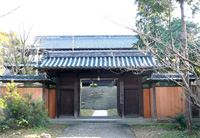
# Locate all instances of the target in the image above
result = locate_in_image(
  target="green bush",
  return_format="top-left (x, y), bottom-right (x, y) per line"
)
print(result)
top-left (90, 83), bottom-right (98, 87)
top-left (169, 113), bottom-right (187, 130)
top-left (0, 81), bottom-right (49, 132)
top-left (174, 113), bottom-right (187, 130)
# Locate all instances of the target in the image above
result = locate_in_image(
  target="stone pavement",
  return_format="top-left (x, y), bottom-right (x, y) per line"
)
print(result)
top-left (57, 123), bottom-right (135, 138)
top-left (92, 110), bottom-right (108, 116)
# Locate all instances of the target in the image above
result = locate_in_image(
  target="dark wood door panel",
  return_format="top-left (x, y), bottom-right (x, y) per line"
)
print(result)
top-left (60, 79), bottom-right (75, 91)
top-left (60, 89), bottom-right (74, 116)
top-left (125, 89), bottom-right (139, 116)
top-left (124, 79), bottom-right (139, 89)
top-left (60, 81), bottom-right (74, 86)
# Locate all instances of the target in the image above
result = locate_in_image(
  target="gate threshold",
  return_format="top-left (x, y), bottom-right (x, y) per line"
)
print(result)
top-left (51, 117), bottom-right (157, 125)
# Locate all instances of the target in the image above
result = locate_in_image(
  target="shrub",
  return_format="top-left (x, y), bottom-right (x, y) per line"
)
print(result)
top-left (169, 113), bottom-right (187, 130)
top-left (90, 83), bottom-right (98, 87)
top-left (0, 81), bottom-right (49, 132)
top-left (174, 113), bottom-right (187, 130)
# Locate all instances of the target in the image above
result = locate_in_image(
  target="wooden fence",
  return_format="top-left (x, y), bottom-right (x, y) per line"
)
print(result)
top-left (47, 89), bottom-right (56, 118)
top-left (1, 86), bottom-right (187, 119)
top-left (0, 87), bottom-right (56, 118)
top-left (143, 87), bottom-right (185, 118)
top-left (1, 87), bottom-right (43, 101)
top-left (143, 88), bottom-right (151, 118)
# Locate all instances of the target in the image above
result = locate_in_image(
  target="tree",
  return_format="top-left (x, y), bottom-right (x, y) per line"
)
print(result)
top-left (0, 5), bottom-right (21, 18)
top-left (0, 31), bottom-right (37, 75)
top-left (134, 0), bottom-right (200, 133)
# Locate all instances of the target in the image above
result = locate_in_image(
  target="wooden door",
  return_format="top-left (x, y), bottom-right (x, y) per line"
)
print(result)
top-left (60, 89), bottom-right (74, 116)
top-left (125, 89), bottom-right (139, 116)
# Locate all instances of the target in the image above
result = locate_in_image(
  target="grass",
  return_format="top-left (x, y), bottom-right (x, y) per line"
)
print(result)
top-left (158, 132), bottom-right (197, 138)
top-left (130, 125), bottom-right (200, 138)
top-left (0, 124), bottom-right (67, 138)
top-left (80, 109), bottom-right (95, 116)
top-left (131, 124), bottom-right (178, 130)
top-left (107, 108), bottom-right (118, 116)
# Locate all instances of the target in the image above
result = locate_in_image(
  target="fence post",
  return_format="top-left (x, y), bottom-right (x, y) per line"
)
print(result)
top-left (152, 82), bottom-right (157, 118)
top-left (42, 83), bottom-right (46, 111)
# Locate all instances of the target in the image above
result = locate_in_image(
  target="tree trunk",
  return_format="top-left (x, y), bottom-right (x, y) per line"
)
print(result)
top-left (21, 45), bottom-right (28, 74)
top-left (185, 73), bottom-right (192, 133)
top-left (180, 0), bottom-right (193, 133)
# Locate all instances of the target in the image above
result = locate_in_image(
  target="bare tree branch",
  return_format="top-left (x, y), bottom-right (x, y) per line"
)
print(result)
top-left (0, 5), bottom-right (21, 18)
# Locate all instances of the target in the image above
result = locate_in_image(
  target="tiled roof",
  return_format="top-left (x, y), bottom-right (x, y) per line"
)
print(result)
top-left (0, 75), bottom-right (53, 83)
top-left (145, 73), bottom-right (195, 83)
top-left (35, 35), bottom-right (137, 49)
top-left (37, 50), bottom-right (157, 70)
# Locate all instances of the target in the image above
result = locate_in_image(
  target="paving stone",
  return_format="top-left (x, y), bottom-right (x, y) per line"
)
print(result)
top-left (92, 110), bottom-right (108, 116)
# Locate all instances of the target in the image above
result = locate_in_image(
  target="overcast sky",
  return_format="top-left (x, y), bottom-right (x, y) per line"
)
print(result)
top-left (0, 0), bottom-right (199, 43)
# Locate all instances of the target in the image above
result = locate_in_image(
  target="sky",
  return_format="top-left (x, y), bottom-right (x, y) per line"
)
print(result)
top-left (0, 0), bottom-right (137, 43)
top-left (0, 0), bottom-right (199, 43)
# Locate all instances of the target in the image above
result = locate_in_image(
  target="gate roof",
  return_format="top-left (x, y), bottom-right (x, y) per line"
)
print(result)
top-left (37, 50), bottom-right (158, 70)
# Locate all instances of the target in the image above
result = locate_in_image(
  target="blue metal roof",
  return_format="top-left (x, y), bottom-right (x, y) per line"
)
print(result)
top-left (37, 50), bottom-right (157, 70)
top-left (35, 35), bottom-right (137, 49)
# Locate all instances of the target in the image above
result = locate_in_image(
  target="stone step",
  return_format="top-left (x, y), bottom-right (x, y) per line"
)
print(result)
top-left (50, 118), bottom-right (200, 126)
top-left (51, 118), bottom-right (156, 125)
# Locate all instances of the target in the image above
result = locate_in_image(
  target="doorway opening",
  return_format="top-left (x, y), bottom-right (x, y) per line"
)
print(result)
top-left (80, 78), bottom-right (118, 117)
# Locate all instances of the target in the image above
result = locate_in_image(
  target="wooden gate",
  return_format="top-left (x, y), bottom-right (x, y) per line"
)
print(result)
top-left (60, 89), bottom-right (74, 115)
top-left (124, 74), bottom-right (142, 117)
top-left (56, 73), bottom-right (78, 117)
top-left (125, 90), bottom-right (139, 116)
top-left (56, 71), bottom-right (142, 118)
